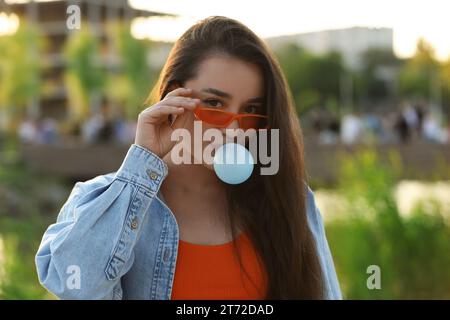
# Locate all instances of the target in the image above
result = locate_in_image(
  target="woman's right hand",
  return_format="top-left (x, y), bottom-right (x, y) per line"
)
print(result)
top-left (134, 87), bottom-right (200, 158)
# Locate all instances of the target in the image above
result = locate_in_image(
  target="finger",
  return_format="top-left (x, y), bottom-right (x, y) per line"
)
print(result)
top-left (140, 105), bottom-right (185, 122)
top-left (162, 96), bottom-right (200, 110)
top-left (138, 95), bottom-right (199, 121)
top-left (139, 96), bottom-right (196, 115)
top-left (164, 87), bottom-right (192, 99)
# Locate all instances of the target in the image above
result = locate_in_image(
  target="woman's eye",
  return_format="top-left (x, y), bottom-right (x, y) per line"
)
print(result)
top-left (244, 105), bottom-right (259, 114)
top-left (202, 99), bottom-right (222, 108)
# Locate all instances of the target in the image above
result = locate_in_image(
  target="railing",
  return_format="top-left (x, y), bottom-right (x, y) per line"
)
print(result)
top-left (19, 140), bottom-right (450, 183)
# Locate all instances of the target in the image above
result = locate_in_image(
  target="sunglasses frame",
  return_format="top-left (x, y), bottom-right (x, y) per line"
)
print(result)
top-left (193, 106), bottom-right (270, 130)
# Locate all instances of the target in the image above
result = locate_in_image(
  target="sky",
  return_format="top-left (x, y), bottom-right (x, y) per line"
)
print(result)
top-left (130, 0), bottom-right (450, 61)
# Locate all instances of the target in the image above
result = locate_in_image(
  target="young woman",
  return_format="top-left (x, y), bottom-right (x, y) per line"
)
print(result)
top-left (36, 16), bottom-right (341, 300)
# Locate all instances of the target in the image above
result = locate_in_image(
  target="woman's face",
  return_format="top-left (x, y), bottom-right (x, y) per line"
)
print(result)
top-left (171, 55), bottom-right (265, 170)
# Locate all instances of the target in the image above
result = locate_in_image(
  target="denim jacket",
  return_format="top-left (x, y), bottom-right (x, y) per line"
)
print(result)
top-left (35, 144), bottom-right (342, 300)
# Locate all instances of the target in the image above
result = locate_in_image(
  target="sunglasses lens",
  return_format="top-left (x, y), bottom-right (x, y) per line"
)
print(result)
top-left (195, 108), bottom-right (269, 129)
top-left (195, 108), bottom-right (233, 126)
top-left (239, 116), bottom-right (269, 130)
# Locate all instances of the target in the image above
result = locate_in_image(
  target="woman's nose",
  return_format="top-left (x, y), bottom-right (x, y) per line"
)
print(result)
top-left (220, 119), bottom-right (240, 144)
top-left (223, 105), bottom-right (240, 130)
top-left (225, 119), bottom-right (239, 130)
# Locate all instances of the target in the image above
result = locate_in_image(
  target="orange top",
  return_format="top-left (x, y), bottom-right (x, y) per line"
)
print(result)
top-left (171, 231), bottom-right (268, 300)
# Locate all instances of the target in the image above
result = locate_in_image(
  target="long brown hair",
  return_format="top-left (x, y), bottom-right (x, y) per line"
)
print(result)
top-left (146, 16), bottom-right (324, 299)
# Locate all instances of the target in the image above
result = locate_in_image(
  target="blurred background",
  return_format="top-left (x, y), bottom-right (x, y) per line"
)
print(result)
top-left (0, 0), bottom-right (449, 299)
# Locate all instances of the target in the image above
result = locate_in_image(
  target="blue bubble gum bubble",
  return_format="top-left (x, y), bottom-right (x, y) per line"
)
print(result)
top-left (213, 143), bottom-right (254, 184)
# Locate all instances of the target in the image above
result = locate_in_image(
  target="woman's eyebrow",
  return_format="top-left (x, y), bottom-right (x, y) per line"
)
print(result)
top-left (201, 87), bottom-right (231, 99)
top-left (201, 87), bottom-right (264, 103)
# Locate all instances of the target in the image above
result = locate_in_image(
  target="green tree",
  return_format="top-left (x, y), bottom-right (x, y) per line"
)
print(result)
top-left (355, 48), bottom-right (402, 103)
top-left (63, 28), bottom-right (105, 122)
top-left (276, 44), bottom-right (345, 115)
top-left (106, 22), bottom-right (155, 119)
top-left (398, 38), bottom-right (441, 99)
top-left (0, 23), bottom-right (43, 131)
top-left (441, 58), bottom-right (450, 114)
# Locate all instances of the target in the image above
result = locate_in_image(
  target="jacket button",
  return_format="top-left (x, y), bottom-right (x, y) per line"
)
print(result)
top-left (148, 171), bottom-right (159, 180)
top-left (130, 218), bottom-right (138, 230)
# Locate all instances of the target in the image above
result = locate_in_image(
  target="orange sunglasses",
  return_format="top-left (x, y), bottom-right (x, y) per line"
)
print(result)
top-left (193, 106), bottom-right (269, 130)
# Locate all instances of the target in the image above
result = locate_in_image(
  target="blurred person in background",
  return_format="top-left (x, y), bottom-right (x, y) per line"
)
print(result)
top-left (82, 104), bottom-right (115, 144)
top-left (18, 118), bottom-right (39, 144)
top-left (394, 109), bottom-right (411, 144)
top-left (18, 117), bottom-right (59, 145)
top-left (402, 102), bottom-right (420, 139)
top-left (423, 112), bottom-right (448, 144)
top-left (341, 112), bottom-right (363, 144)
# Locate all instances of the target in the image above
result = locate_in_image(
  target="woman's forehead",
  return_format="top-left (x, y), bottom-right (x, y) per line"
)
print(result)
top-left (187, 56), bottom-right (264, 100)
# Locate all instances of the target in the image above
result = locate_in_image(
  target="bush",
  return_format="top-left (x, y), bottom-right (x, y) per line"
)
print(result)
top-left (325, 149), bottom-right (450, 299)
top-left (0, 217), bottom-right (55, 299)
top-left (0, 149), bottom-right (70, 299)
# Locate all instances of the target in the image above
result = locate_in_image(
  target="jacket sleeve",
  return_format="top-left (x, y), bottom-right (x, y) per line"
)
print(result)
top-left (306, 185), bottom-right (343, 300)
top-left (35, 144), bottom-right (168, 299)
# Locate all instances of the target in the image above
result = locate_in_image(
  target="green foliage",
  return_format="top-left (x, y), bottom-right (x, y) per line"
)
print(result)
top-left (0, 217), bottom-right (55, 299)
top-left (0, 23), bottom-right (43, 120)
top-left (63, 27), bottom-right (105, 121)
top-left (0, 152), bottom-right (70, 299)
top-left (355, 48), bottom-right (401, 102)
top-left (106, 22), bottom-right (156, 119)
top-left (276, 44), bottom-right (346, 115)
top-left (275, 38), bottom-right (450, 114)
top-left (398, 38), bottom-right (441, 99)
top-left (441, 59), bottom-right (450, 111)
top-left (326, 149), bottom-right (450, 299)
